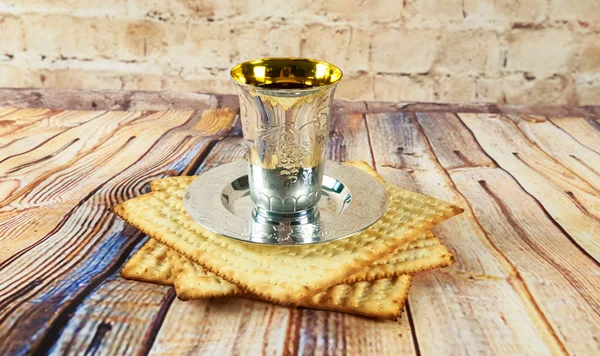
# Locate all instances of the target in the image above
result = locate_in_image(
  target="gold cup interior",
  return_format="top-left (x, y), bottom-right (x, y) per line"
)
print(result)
top-left (230, 57), bottom-right (343, 89)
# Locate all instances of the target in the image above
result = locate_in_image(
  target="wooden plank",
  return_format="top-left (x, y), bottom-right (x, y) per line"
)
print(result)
top-left (366, 101), bottom-right (599, 119)
top-left (149, 116), bottom-right (417, 355)
top-left (149, 298), bottom-right (290, 355)
top-left (0, 110), bottom-right (110, 203)
top-left (333, 100), bottom-right (370, 114)
top-left (418, 112), bottom-right (600, 354)
top-left (328, 113), bottom-right (374, 165)
top-left (0, 89), bottom-right (221, 112)
top-left (450, 167), bottom-right (600, 355)
top-left (0, 107), bottom-right (19, 118)
top-left (389, 102), bottom-right (501, 115)
top-left (366, 112), bottom-right (559, 355)
top-left (0, 108), bottom-right (237, 261)
top-left (292, 309), bottom-right (415, 356)
top-left (0, 110), bottom-right (142, 179)
top-left (0, 108), bottom-right (60, 136)
top-left (0, 110), bottom-right (107, 163)
top-left (334, 99), bottom-right (599, 118)
top-left (415, 112), bottom-right (496, 170)
top-left (0, 108), bottom-right (100, 146)
top-left (155, 296), bottom-right (412, 355)
top-left (2, 89), bottom-right (598, 118)
top-left (49, 271), bottom-right (175, 355)
top-left (0, 110), bottom-right (177, 260)
top-left (458, 113), bottom-right (600, 262)
top-left (547, 117), bottom-right (600, 154)
top-left (194, 136), bottom-right (246, 173)
top-left (154, 272), bottom-right (415, 354)
top-left (0, 108), bottom-right (238, 354)
top-left (508, 114), bottom-right (600, 192)
top-left (408, 271), bottom-right (554, 355)
top-left (0, 108), bottom-right (105, 142)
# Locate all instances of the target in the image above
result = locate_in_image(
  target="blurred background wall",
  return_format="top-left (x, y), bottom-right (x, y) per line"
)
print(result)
top-left (0, 0), bottom-right (598, 104)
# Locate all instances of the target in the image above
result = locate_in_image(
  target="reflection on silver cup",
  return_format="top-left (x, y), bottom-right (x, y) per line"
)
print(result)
top-left (249, 164), bottom-right (324, 222)
top-left (230, 57), bottom-right (343, 222)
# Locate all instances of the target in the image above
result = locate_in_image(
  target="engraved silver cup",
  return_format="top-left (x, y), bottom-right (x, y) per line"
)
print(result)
top-left (230, 58), bottom-right (343, 223)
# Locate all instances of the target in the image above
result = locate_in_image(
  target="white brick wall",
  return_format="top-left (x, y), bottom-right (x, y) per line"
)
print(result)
top-left (0, 0), bottom-right (598, 104)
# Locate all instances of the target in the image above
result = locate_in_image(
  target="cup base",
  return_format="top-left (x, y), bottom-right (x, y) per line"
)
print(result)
top-left (252, 205), bottom-right (320, 226)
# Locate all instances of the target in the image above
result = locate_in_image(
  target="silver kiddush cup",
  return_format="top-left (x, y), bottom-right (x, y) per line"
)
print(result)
top-left (230, 57), bottom-right (343, 224)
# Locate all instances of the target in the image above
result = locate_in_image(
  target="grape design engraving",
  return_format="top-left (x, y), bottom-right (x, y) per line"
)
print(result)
top-left (301, 169), bottom-right (316, 186)
top-left (257, 124), bottom-right (302, 183)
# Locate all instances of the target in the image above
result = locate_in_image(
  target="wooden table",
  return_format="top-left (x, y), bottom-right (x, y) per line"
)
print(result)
top-left (1, 89), bottom-right (599, 355)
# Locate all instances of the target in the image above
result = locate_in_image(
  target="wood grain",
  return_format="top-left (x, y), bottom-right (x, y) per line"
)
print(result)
top-left (328, 113), bottom-right (374, 165)
top-left (0, 108), bottom-right (61, 137)
top-left (0, 110), bottom-right (107, 165)
top-left (291, 309), bottom-right (415, 356)
top-left (547, 116), bottom-right (600, 154)
top-left (0, 88), bottom-right (219, 112)
top-left (0, 108), bottom-right (238, 355)
top-left (3, 88), bottom-right (599, 118)
top-left (0, 110), bottom-right (186, 260)
top-left (415, 112), bottom-right (496, 170)
top-left (419, 112), bottom-right (600, 354)
top-left (508, 114), bottom-right (600, 192)
top-left (451, 167), bottom-right (600, 355)
top-left (366, 112), bottom-right (561, 355)
top-left (458, 113), bottom-right (600, 262)
top-left (0, 107), bottom-right (19, 118)
top-left (150, 298), bottom-right (290, 355)
top-left (50, 274), bottom-right (175, 355)
top-left (194, 136), bottom-right (246, 173)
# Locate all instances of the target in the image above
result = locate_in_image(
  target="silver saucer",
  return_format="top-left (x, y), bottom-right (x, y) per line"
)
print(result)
top-left (183, 161), bottom-right (388, 245)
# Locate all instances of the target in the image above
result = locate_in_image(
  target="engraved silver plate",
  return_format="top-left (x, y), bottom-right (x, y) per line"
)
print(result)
top-left (183, 160), bottom-right (388, 245)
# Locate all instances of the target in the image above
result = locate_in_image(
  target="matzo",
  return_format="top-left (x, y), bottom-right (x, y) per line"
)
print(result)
top-left (120, 238), bottom-right (173, 285)
top-left (113, 162), bottom-right (462, 304)
top-left (125, 241), bottom-right (412, 319)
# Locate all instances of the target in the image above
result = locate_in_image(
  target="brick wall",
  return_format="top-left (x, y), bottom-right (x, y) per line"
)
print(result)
top-left (0, 0), bottom-right (599, 104)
